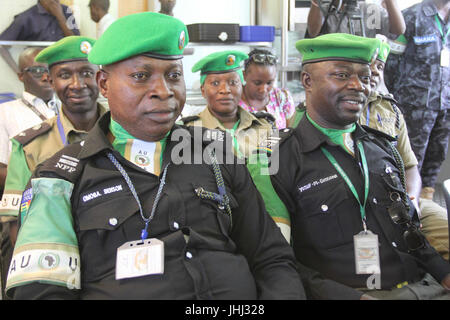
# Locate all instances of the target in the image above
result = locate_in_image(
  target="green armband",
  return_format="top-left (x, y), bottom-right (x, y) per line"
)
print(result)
top-left (0, 139), bottom-right (32, 218)
top-left (247, 152), bottom-right (291, 242)
top-left (6, 178), bottom-right (80, 293)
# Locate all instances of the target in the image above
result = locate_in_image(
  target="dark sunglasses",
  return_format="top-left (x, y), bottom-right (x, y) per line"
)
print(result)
top-left (22, 66), bottom-right (49, 78)
top-left (387, 196), bottom-right (426, 252)
top-left (250, 53), bottom-right (278, 65)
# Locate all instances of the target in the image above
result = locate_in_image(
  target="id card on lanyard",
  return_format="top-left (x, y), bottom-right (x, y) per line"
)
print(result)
top-left (321, 141), bottom-right (381, 275)
top-left (435, 15), bottom-right (450, 67)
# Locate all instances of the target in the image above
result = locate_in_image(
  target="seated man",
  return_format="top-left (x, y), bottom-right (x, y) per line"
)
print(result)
top-left (4, 12), bottom-right (305, 300)
top-left (181, 50), bottom-right (274, 159)
top-left (263, 33), bottom-right (450, 299)
top-left (0, 47), bottom-right (56, 190)
top-left (0, 36), bottom-right (107, 298)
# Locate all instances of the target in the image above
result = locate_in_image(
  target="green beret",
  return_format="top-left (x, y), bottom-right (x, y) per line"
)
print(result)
top-left (192, 50), bottom-right (248, 85)
top-left (35, 36), bottom-right (96, 68)
top-left (88, 12), bottom-right (189, 65)
top-left (295, 33), bottom-right (380, 65)
top-left (376, 40), bottom-right (391, 63)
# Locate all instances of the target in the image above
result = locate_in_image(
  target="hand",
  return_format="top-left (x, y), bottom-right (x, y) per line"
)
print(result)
top-left (441, 274), bottom-right (450, 291)
top-left (40, 0), bottom-right (64, 18)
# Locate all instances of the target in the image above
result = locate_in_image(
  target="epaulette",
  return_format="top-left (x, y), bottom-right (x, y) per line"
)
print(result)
top-left (13, 122), bottom-right (52, 146)
top-left (174, 124), bottom-right (231, 146)
top-left (254, 128), bottom-right (294, 155)
top-left (253, 111), bottom-right (276, 125)
top-left (379, 92), bottom-right (398, 104)
top-left (35, 140), bottom-right (85, 184)
top-left (179, 115), bottom-right (200, 125)
top-left (361, 124), bottom-right (397, 142)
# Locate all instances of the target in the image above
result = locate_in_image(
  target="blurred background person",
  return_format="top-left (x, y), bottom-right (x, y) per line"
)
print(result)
top-left (384, 0), bottom-right (450, 201)
top-left (88, 0), bottom-right (115, 39)
top-left (159, 0), bottom-right (176, 16)
top-left (306, 0), bottom-right (405, 38)
top-left (0, 47), bottom-right (56, 192)
top-left (0, 0), bottom-right (80, 41)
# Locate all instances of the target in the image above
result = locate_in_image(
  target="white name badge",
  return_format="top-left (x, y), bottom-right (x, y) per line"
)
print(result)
top-left (441, 47), bottom-right (449, 67)
top-left (116, 238), bottom-right (164, 280)
top-left (354, 231), bottom-right (380, 275)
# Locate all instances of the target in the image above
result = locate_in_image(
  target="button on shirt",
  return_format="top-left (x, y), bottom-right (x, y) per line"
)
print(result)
top-left (0, 3), bottom-right (80, 41)
top-left (0, 91), bottom-right (56, 165)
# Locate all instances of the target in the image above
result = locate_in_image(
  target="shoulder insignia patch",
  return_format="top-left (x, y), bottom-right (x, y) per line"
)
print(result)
top-left (36, 141), bottom-right (85, 183)
top-left (380, 92), bottom-right (398, 104)
top-left (13, 122), bottom-right (52, 146)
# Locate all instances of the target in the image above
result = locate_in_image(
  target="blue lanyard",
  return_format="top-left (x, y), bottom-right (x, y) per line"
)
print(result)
top-left (56, 113), bottom-right (68, 146)
top-left (107, 152), bottom-right (169, 240)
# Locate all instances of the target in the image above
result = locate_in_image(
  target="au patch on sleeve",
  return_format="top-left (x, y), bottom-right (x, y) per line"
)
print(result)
top-left (19, 188), bottom-right (33, 218)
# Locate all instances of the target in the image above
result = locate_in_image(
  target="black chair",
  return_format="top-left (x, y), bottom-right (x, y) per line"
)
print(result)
top-left (443, 179), bottom-right (450, 262)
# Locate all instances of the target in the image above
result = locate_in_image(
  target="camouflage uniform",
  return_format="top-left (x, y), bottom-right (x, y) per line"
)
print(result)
top-left (384, 0), bottom-right (450, 188)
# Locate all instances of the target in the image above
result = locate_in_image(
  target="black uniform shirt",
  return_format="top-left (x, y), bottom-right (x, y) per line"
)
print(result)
top-left (270, 116), bottom-right (450, 298)
top-left (11, 112), bottom-right (305, 300)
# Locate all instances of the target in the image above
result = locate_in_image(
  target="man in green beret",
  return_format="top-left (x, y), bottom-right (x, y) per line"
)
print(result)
top-left (181, 50), bottom-right (275, 159)
top-left (254, 33), bottom-right (450, 299)
top-left (5, 12), bottom-right (305, 300)
top-left (0, 36), bottom-right (107, 278)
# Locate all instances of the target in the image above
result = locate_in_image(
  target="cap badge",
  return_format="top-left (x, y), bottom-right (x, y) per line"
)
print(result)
top-left (179, 30), bottom-right (186, 50)
top-left (80, 41), bottom-right (92, 54)
top-left (226, 55), bottom-right (236, 66)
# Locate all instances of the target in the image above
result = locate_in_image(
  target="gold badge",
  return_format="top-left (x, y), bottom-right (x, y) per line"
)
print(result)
top-left (178, 30), bottom-right (186, 50)
top-left (80, 41), bottom-right (92, 54)
top-left (226, 55), bottom-right (236, 66)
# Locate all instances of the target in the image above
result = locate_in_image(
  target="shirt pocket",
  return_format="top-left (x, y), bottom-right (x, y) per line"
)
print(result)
top-left (75, 194), bottom-right (140, 282)
top-left (191, 182), bottom-right (238, 237)
top-left (296, 183), bottom-right (357, 250)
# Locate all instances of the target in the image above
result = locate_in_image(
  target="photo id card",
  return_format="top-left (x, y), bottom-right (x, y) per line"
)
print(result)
top-left (116, 238), bottom-right (164, 280)
top-left (354, 231), bottom-right (380, 275)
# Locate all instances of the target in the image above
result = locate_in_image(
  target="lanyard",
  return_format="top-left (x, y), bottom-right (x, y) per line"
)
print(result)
top-left (107, 152), bottom-right (169, 240)
top-left (321, 141), bottom-right (370, 231)
top-left (56, 112), bottom-right (68, 146)
top-left (21, 98), bottom-right (48, 122)
top-left (435, 15), bottom-right (450, 44)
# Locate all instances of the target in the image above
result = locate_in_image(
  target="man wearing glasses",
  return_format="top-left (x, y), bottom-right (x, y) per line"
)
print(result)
top-left (0, 46), bottom-right (56, 299)
top-left (0, 47), bottom-right (57, 192)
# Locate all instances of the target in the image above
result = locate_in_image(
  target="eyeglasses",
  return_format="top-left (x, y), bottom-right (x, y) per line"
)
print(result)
top-left (387, 194), bottom-right (426, 252)
top-left (22, 66), bottom-right (49, 78)
top-left (249, 53), bottom-right (278, 65)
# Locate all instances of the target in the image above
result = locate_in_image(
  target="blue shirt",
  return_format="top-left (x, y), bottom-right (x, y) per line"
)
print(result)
top-left (0, 2), bottom-right (80, 41)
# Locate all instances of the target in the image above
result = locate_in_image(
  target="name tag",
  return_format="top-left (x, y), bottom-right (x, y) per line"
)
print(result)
top-left (413, 34), bottom-right (438, 45)
top-left (116, 239), bottom-right (164, 280)
top-left (354, 231), bottom-right (380, 275)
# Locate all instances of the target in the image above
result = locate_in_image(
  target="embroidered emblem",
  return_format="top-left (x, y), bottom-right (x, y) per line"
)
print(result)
top-left (80, 41), bottom-right (92, 54)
